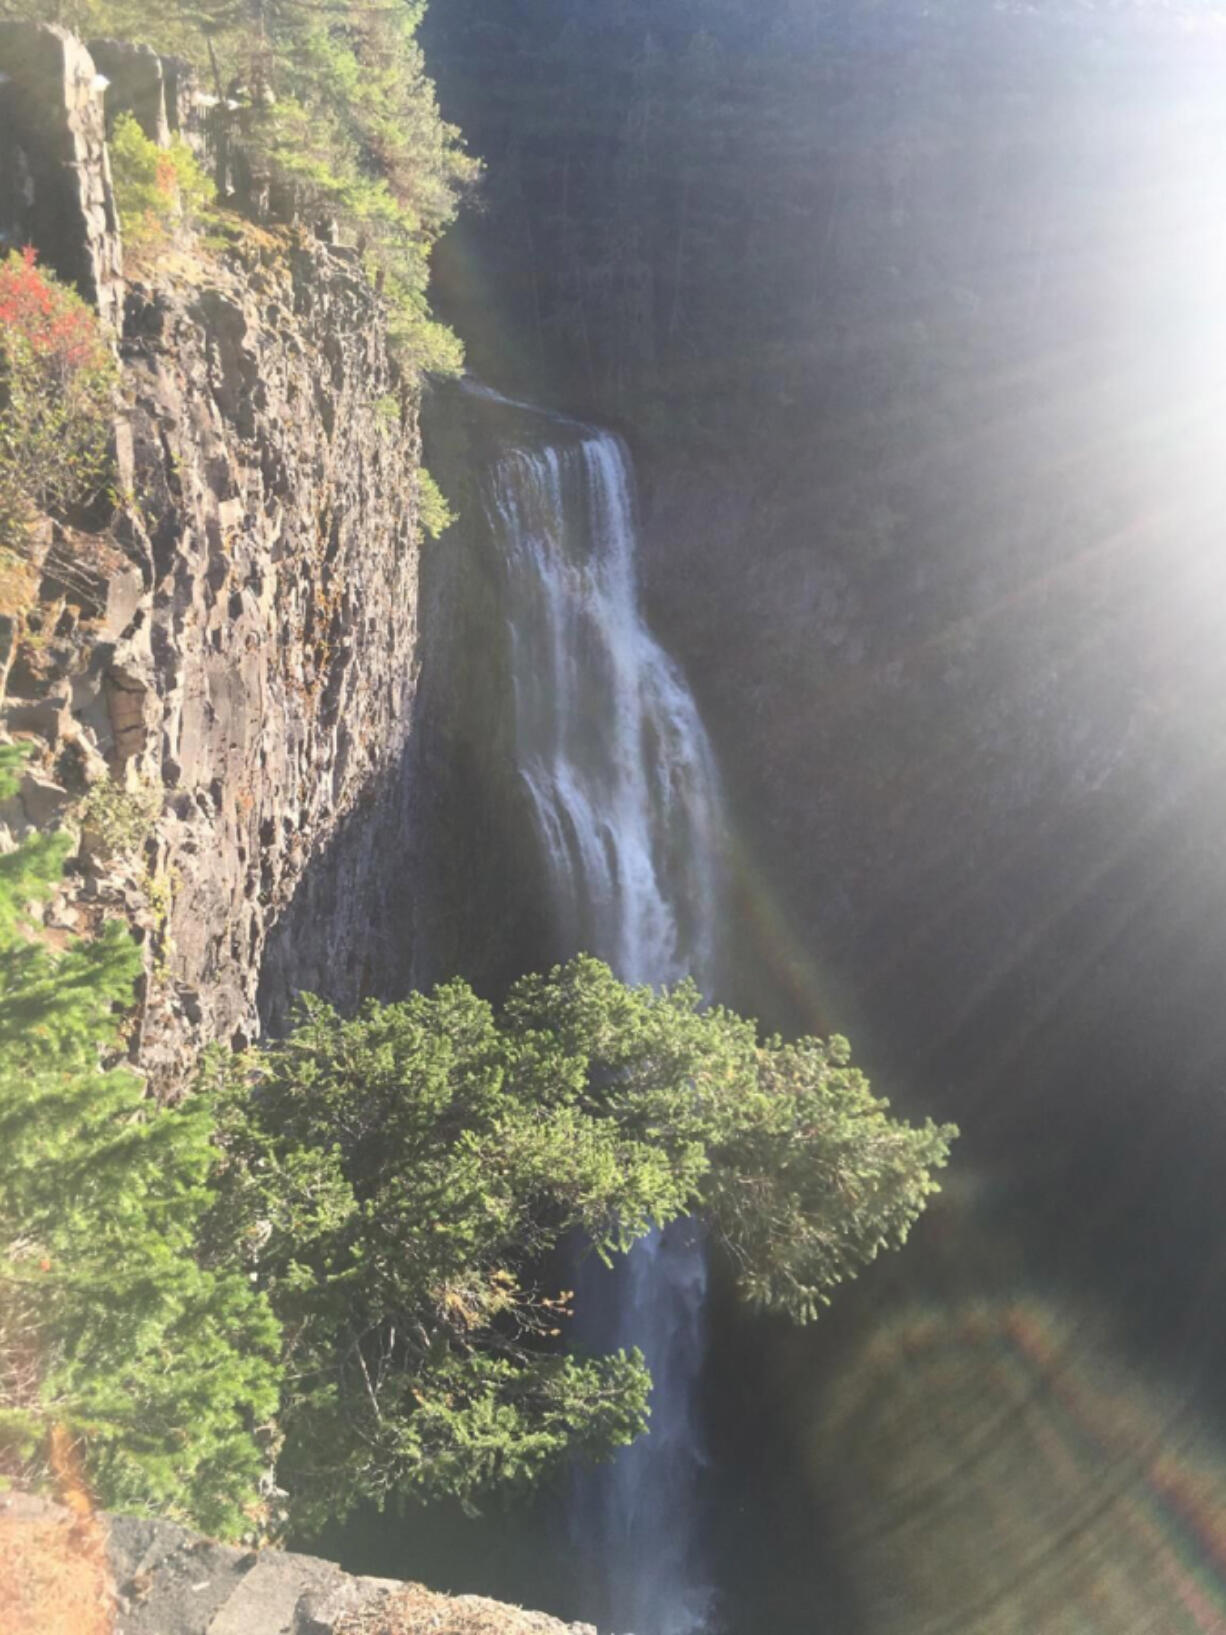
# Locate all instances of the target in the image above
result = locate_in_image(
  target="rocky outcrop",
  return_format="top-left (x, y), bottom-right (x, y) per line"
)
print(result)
top-left (88, 38), bottom-right (172, 145)
top-left (0, 22), bottom-right (123, 332)
top-left (0, 1493), bottom-right (596, 1635)
top-left (106, 1510), bottom-right (398, 1635)
top-left (0, 23), bottom-right (426, 1087)
top-left (109, 1513), bottom-right (599, 1635)
top-left (117, 235), bottom-right (424, 1080)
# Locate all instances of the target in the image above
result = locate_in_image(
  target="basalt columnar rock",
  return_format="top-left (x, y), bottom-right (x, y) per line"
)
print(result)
top-left (0, 22), bottom-right (123, 333)
top-left (114, 236), bottom-right (426, 1083)
top-left (0, 23), bottom-right (426, 1088)
top-left (87, 37), bottom-right (171, 145)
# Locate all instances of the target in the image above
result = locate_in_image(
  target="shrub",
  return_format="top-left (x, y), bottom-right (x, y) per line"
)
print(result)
top-left (76, 776), bottom-right (163, 861)
top-left (0, 249), bottom-right (117, 550)
top-left (416, 467), bottom-right (455, 539)
top-left (107, 112), bottom-right (214, 261)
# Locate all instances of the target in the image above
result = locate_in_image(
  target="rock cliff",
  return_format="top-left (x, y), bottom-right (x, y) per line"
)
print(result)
top-left (115, 232), bottom-right (425, 1080)
top-left (0, 23), bottom-right (424, 1091)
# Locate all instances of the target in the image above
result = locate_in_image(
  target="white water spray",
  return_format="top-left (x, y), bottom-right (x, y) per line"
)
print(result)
top-left (483, 413), bottom-right (724, 1635)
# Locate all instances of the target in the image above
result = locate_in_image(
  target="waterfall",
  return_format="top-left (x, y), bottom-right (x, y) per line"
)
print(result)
top-left (482, 409), bottom-right (724, 1635)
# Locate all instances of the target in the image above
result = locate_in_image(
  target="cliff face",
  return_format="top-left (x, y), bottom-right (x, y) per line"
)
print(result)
top-left (0, 21), bottom-right (123, 332)
top-left (0, 33), bottom-right (593, 1634)
top-left (117, 235), bottom-right (424, 1078)
top-left (0, 24), bottom-right (424, 1089)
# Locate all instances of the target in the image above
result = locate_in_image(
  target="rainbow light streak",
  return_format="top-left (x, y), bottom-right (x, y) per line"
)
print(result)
top-left (817, 1298), bottom-right (1226, 1633)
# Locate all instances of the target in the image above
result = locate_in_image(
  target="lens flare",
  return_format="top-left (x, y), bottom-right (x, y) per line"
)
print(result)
top-left (815, 1296), bottom-right (1226, 1634)
top-left (0, 1428), bottom-right (113, 1635)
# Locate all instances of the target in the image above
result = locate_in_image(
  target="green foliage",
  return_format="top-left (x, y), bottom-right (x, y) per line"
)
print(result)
top-left (0, 249), bottom-right (117, 549)
top-left (108, 111), bottom-right (215, 258)
top-left (205, 956), bottom-right (954, 1530)
top-left (416, 467), bottom-right (455, 539)
top-left (701, 1031), bottom-right (956, 1321)
top-left (0, 724), bottom-right (951, 1535)
top-left (76, 774), bottom-right (163, 860)
top-left (247, 0), bottom-right (479, 372)
top-left (501, 959), bottom-right (956, 1320)
top-left (2, 0), bottom-right (478, 375)
top-left (200, 981), bottom-right (651, 1533)
top-left (0, 746), bottom-right (280, 1535)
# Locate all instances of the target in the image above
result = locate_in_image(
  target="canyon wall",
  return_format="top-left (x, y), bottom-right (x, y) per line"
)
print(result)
top-left (0, 23), bottom-right (425, 1091)
top-left (422, 0), bottom-right (1226, 1240)
top-left (0, 28), bottom-right (592, 1633)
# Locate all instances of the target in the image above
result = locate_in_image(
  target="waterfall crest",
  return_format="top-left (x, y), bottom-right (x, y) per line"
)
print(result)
top-left (482, 408), bottom-right (724, 1635)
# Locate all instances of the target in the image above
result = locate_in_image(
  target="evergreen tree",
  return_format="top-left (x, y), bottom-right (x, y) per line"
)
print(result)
top-left (0, 746), bottom-right (280, 1535)
top-left (0, 0), bottom-right (479, 372)
top-left (206, 955), bottom-right (955, 1530)
top-left (0, 759), bottom-right (953, 1536)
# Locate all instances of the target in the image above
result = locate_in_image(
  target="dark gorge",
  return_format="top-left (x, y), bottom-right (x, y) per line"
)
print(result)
top-left (396, 4), bottom-right (1226, 1631)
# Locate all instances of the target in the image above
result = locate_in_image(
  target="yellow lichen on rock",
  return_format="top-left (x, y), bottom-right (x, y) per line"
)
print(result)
top-left (339, 1582), bottom-right (595, 1635)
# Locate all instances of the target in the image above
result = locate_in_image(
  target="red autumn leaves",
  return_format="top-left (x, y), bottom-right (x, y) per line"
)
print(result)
top-left (0, 247), bottom-right (109, 376)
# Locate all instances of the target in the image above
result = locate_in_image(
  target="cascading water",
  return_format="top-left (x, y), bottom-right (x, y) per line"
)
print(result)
top-left (481, 403), bottom-right (725, 1635)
